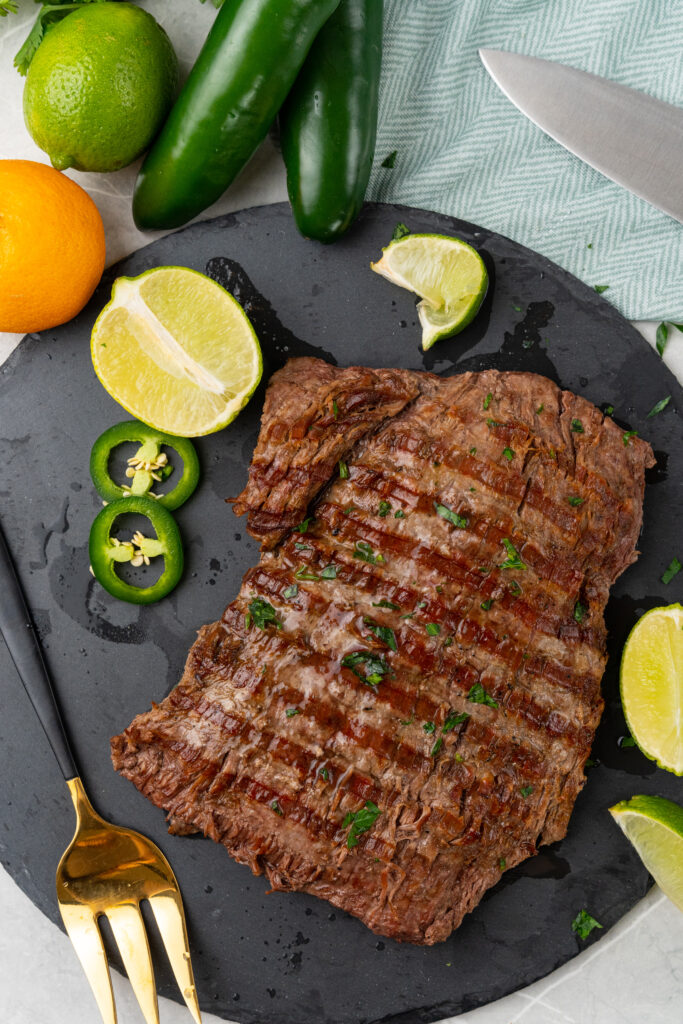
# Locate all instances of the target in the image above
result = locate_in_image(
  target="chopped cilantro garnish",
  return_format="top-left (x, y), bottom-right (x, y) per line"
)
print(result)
top-left (363, 617), bottom-right (398, 651)
top-left (568, 496), bottom-right (584, 507)
top-left (283, 584), bottom-right (298, 599)
top-left (500, 538), bottom-right (526, 570)
top-left (342, 800), bottom-right (381, 848)
top-left (392, 222), bottom-right (410, 240)
top-left (570, 418), bottom-right (584, 433)
top-left (248, 597), bottom-right (282, 630)
top-left (536, 404), bottom-right (544, 414)
top-left (378, 500), bottom-right (392, 517)
top-left (520, 785), bottom-right (534, 798)
top-left (400, 612), bottom-right (414, 620)
top-left (372, 599), bottom-right (400, 610)
top-left (423, 721), bottom-right (436, 734)
top-left (574, 601), bottom-right (586, 623)
top-left (417, 601), bottom-right (427, 608)
top-left (467, 682), bottom-right (498, 707)
top-left (647, 395), bottom-right (671, 418)
top-left (341, 650), bottom-right (391, 689)
top-left (593, 285), bottom-right (609, 294)
top-left (499, 857), bottom-right (506, 870)
top-left (295, 541), bottom-right (312, 550)
top-left (381, 150), bottom-right (397, 169)
top-left (502, 447), bottom-right (514, 461)
top-left (508, 580), bottom-right (522, 596)
top-left (435, 502), bottom-right (468, 529)
top-left (319, 767), bottom-right (329, 780)
top-left (571, 909), bottom-right (603, 940)
top-left (285, 708), bottom-right (300, 718)
top-left (332, 399), bottom-right (339, 420)
top-left (430, 738), bottom-right (443, 756)
top-left (342, 505), bottom-right (356, 515)
top-left (469, 446), bottom-right (477, 455)
top-left (425, 622), bottom-right (441, 636)
top-left (296, 517), bottom-right (313, 533)
top-left (394, 509), bottom-right (406, 519)
top-left (662, 557), bottom-right (682, 585)
top-left (483, 392), bottom-right (493, 410)
top-left (400, 716), bottom-right (414, 726)
top-left (480, 599), bottom-right (493, 611)
top-left (443, 711), bottom-right (469, 732)
top-left (604, 404), bottom-right (614, 415)
top-left (443, 636), bottom-right (453, 647)
top-left (338, 460), bottom-right (349, 479)
top-left (354, 540), bottom-right (385, 565)
top-left (320, 565), bottom-right (337, 579)
top-left (623, 430), bottom-right (638, 446)
top-left (295, 566), bottom-right (319, 581)
top-left (271, 800), bottom-right (283, 815)
top-left (619, 735), bottom-right (636, 748)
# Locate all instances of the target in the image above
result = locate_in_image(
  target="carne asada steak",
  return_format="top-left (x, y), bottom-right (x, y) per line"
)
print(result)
top-left (112, 358), bottom-right (654, 944)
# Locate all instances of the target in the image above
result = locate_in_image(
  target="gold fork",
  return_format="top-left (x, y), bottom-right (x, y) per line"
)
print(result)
top-left (0, 521), bottom-right (201, 1024)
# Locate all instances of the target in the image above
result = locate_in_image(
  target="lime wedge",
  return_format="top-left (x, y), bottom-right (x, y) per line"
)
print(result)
top-left (620, 604), bottom-right (683, 774)
top-left (371, 234), bottom-right (488, 350)
top-left (610, 795), bottom-right (683, 911)
top-left (91, 266), bottom-right (262, 436)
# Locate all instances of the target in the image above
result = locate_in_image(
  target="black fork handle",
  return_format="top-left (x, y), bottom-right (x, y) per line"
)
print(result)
top-left (0, 520), bottom-right (78, 781)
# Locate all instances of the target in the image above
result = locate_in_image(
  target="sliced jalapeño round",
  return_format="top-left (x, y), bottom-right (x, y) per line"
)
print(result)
top-left (90, 420), bottom-right (200, 510)
top-left (89, 496), bottom-right (184, 604)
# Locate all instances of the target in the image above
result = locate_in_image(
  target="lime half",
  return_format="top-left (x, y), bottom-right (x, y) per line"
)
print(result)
top-left (371, 234), bottom-right (488, 350)
top-left (610, 795), bottom-right (683, 911)
top-left (91, 267), bottom-right (262, 437)
top-left (620, 604), bottom-right (683, 775)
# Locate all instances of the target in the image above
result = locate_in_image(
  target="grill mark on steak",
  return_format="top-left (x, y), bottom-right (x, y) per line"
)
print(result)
top-left (112, 358), bottom-right (654, 944)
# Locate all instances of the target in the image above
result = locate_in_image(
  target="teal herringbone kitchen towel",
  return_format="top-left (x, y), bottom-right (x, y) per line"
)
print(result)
top-left (368, 0), bottom-right (683, 321)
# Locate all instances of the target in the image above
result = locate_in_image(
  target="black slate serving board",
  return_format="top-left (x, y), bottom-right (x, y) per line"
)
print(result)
top-left (0, 202), bottom-right (682, 1024)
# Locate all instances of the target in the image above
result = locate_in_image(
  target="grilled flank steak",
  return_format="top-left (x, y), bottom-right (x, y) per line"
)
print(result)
top-left (112, 358), bottom-right (654, 944)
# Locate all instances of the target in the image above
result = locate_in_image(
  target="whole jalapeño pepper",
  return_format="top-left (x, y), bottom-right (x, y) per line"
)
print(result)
top-left (280, 0), bottom-right (383, 243)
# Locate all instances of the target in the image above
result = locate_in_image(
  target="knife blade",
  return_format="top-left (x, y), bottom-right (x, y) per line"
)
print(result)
top-left (479, 48), bottom-right (683, 224)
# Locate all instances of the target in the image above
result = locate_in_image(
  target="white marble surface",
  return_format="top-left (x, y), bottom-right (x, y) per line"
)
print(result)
top-left (1, 2), bottom-right (682, 1022)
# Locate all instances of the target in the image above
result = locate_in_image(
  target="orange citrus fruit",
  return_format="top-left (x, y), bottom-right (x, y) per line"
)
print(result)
top-left (0, 159), bottom-right (105, 334)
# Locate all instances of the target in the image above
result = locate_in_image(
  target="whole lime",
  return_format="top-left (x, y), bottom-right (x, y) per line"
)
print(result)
top-left (23, 3), bottom-right (178, 173)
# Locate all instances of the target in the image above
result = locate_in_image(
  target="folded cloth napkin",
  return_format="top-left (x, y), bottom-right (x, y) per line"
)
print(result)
top-left (368, 0), bottom-right (683, 321)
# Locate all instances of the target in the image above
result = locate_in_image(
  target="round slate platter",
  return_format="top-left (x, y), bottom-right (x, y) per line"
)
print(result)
top-left (1, 202), bottom-right (682, 1024)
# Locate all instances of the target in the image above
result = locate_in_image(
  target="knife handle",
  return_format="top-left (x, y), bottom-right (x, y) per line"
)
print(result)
top-left (0, 520), bottom-right (78, 781)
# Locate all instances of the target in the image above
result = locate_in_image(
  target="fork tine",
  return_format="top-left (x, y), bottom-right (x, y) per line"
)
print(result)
top-left (148, 891), bottom-right (202, 1024)
top-left (59, 903), bottom-right (117, 1024)
top-left (106, 903), bottom-right (159, 1024)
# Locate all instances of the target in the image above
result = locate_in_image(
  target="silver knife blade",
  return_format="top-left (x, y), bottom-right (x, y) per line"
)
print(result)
top-left (479, 48), bottom-right (683, 224)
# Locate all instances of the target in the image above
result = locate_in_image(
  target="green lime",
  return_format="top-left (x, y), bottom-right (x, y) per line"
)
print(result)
top-left (620, 604), bottom-right (683, 775)
top-left (91, 267), bottom-right (263, 437)
top-left (371, 234), bottom-right (488, 350)
top-left (23, 3), bottom-right (178, 173)
top-left (610, 795), bottom-right (683, 911)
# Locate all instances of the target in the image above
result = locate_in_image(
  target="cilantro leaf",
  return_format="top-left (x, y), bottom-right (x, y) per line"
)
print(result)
top-left (363, 617), bottom-right (398, 651)
top-left (341, 650), bottom-right (391, 689)
top-left (520, 785), bottom-right (534, 798)
top-left (372, 599), bottom-right (399, 610)
top-left (467, 682), bottom-right (498, 707)
top-left (574, 601), bottom-right (587, 623)
top-left (296, 517), bottom-right (313, 533)
top-left (392, 222), bottom-right (410, 241)
top-left (338, 460), bottom-right (349, 479)
top-left (15, 4), bottom-right (87, 76)
top-left (499, 538), bottom-right (526, 570)
top-left (342, 800), bottom-right (381, 848)
top-left (435, 502), bottom-right (468, 529)
top-left (354, 540), bottom-right (385, 565)
top-left (425, 622), bottom-right (440, 636)
top-left (0, 0), bottom-right (18, 15)
top-left (248, 597), bottom-right (282, 630)
top-left (593, 285), bottom-right (610, 294)
top-left (377, 500), bottom-right (392, 517)
top-left (443, 710), bottom-right (469, 732)
top-left (647, 395), bottom-right (671, 418)
top-left (656, 322), bottom-right (669, 357)
top-left (381, 150), bottom-right (397, 169)
top-left (320, 565), bottom-right (337, 579)
top-left (662, 557), bottom-right (682, 585)
top-left (571, 909), bottom-right (603, 940)
top-left (283, 584), bottom-right (298, 599)
top-left (570, 418), bottom-right (584, 433)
